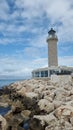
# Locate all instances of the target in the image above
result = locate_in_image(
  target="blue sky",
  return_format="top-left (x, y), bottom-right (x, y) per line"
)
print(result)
top-left (0, 0), bottom-right (73, 79)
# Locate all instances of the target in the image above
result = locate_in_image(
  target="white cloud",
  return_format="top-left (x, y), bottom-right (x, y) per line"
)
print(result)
top-left (0, 0), bottom-right (73, 44)
top-left (0, 54), bottom-right (73, 79)
top-left (0, 0), bottom-right (73, 78)
top-left (0, 53), bottom-right (48, 78)
top-left (59, 56), bottom-right (73, 66)
top-left (0, 0), bottom-right (9, 20)
top-left (0, 56), bottom-right (32, 78)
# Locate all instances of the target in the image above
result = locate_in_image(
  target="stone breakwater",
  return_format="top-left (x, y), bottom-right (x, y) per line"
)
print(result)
top-left (0, 76), bottom-right (73, 130)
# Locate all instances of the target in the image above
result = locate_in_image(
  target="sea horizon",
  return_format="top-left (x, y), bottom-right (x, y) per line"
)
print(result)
top-left (0, 78), bottom-right (26, 88)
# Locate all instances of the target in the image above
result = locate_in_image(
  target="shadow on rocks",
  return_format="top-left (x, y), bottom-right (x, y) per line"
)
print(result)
top-left (29, 118), bottom-right (45, 130)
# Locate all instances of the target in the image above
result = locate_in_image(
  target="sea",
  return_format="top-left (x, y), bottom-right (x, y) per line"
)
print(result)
top-left (0, 79), bottom-right (25, 88)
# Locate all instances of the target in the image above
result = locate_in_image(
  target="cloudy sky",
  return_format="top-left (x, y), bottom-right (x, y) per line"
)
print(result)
top-left (0, 0), bottom-right (73, 79)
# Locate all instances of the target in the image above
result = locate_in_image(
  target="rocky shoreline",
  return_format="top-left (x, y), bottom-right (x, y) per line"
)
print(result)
top-left (0, 76), bottom-right (73, 130)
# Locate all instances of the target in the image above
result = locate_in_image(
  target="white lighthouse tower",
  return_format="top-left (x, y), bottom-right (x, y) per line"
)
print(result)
top-left (47, 28), bottom-right (58, 67)
top-left (32, 28), bottom-right (73, 78)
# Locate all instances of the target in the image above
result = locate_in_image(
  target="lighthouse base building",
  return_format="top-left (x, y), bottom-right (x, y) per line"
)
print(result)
top-left (32, 28), bottom-right (73, 78)
top-left (32, 66), bottom-right (73, 78)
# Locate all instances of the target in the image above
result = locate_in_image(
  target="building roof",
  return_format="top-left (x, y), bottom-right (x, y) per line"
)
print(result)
top-left (32, 66), bottom-right (73, 73)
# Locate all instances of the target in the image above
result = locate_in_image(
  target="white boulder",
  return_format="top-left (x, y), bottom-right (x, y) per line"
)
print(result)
top-left (38, 99), bottom-right (54, 113)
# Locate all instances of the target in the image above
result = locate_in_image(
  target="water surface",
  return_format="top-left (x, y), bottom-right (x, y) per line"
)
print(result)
top-left (0, 106), bottom-right (11, 116)
top-left (0, 79), bottom-right (25, 88)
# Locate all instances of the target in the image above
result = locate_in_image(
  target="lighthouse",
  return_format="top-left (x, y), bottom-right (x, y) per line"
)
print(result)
top-left (32, 28), bottom-right (73, 78)
top-left (47, 28), bottom-right (58, 67)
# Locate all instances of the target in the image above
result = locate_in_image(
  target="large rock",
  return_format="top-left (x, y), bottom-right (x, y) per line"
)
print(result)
top-left (17, 87), bottom-right (26, 96)
top-left (38, 99), bottom-right (54, 113)
top-left (21, 110), bottom-right (31, 119)
top-left (54, 105), bottom-right (73, 119)
top-left (53, 100), bottom-right (63, 109)
top-left (0, 102), bottom-right (8, 107)
top-left (1, 78), bottom-right (73, 130)
top-left (44, 96), bottom-right (53, 102)
top-left (0, 115), bottom-right (8, 130)
top-left (5, 111), bottom-right (24, 127)
top-left (34, 113), bottom-right (57, 126)
top-left (29, 118), bottom-right (45, 130)
top-left (54, 88), bottom-right (70, 101)
top-left (11, 100), bottom-right (24, 113)
top-left (45, 121), bottom-right (73, 130)
top-left (33, 85), bottom-right (45, 94)
top-left (25, 92), bottom-right (38, 99)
